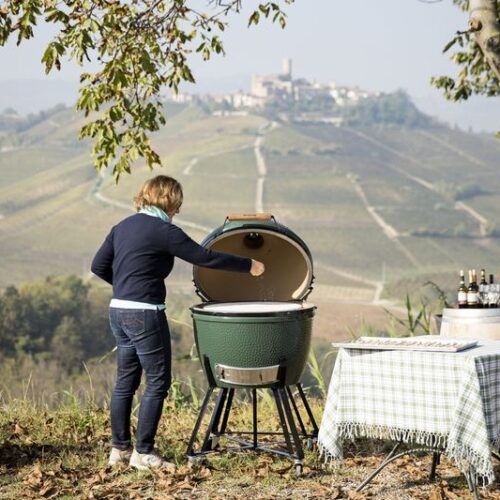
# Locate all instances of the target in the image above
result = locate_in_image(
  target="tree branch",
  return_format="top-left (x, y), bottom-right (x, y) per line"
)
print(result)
top-left (469, 0), bottom-right (500, 81)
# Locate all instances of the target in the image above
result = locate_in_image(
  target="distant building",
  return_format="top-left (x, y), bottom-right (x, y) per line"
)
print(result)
top-left (231, 93), bottom-right (264, 108)
top-left (246, 58), bottom-right (376, 109)
top-left (169, 93), bottom-right (193, 104)
top-left (167, 59), bottom-right (377, 112)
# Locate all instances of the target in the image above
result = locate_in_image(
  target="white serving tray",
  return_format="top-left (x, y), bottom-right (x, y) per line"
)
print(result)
top-left (333, 335), bottom-right (478, 353)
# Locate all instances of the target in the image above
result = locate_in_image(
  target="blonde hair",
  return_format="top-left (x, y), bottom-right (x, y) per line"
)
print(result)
top-left (134, 175), bottom-right (183, 214)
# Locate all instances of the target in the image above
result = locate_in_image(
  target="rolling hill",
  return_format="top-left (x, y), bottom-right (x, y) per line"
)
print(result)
top-left (0, 101), bottom-right (499, 337)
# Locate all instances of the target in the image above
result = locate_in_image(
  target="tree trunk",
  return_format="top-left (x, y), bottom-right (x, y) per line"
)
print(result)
top-left (469, 0), bottom-right (500, 81)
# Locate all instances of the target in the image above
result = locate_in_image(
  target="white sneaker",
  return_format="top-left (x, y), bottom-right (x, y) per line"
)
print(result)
top-left (108, 447), bottom-right (133, 466)
top-left (129, 448), bottom-right (176, 471)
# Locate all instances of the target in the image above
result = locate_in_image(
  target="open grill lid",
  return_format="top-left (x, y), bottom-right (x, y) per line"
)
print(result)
top-left (193, 213), bottom-right (314, 302)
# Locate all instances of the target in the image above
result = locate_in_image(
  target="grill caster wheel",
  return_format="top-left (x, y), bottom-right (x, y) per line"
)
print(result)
top-left (187, 455), bottom-right (203, 465)
top-left (295, 461), bottom-right (303, 476)
top-left (209, 435), bottom-right (220, 450)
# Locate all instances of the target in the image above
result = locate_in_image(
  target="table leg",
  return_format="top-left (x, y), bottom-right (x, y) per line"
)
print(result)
top-left (358, 447), bottom-right (484, 498)
top-left (355, 441), bottom-right (402, 492)
top-left (429, 452), bottom-right (440, 481)
top-left (464, 469), bottom-right (480, 500)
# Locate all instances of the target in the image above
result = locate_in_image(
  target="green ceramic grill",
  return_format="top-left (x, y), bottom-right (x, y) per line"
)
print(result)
top-left (191, 213), bottom-right (316, 389)
top-left (187, 213), bottom-right (318, 472)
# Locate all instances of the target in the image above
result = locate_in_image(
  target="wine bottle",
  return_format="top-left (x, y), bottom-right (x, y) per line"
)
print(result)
top-left (457, 270), bottom-right (468, 309)
top-left (467, 269), bottom-right (479, 308)
top-left (489, 274), bottom-right (497, 308)
top-left (480, 269), bottom-right (488, 308)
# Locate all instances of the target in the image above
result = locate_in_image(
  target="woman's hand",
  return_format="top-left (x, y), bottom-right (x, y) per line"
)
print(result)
top-left (250, 259), bottom-right (265, 277)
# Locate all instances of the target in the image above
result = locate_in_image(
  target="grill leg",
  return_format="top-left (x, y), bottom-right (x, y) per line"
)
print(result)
top-left (286, 386), bottom-right (308, 437)
top-left (218, 388), bottom-right (234, 435)
top-left (186, 386), bottom-right (214, 456)
top-left (201, 388), bottom-right (228, 452)
top-left (252, 388), bottom-right (258, 448)
top-left (296, 383), bottom-right (319, 436)
top-left (272, 387), bottom-right (294, 456)
top-left (280, 387), bottom-right (304, 461)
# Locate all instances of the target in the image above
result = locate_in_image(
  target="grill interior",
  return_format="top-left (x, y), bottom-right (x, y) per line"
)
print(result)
top-left (194, 229), bottom-right (312, 302)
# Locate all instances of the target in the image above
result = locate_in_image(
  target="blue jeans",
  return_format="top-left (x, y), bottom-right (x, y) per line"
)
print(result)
top-left (109, 308), bottom-right (171, 453)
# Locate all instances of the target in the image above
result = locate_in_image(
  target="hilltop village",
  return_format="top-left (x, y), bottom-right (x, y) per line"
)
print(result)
top-left (171, 59), bottom-right (379, 124)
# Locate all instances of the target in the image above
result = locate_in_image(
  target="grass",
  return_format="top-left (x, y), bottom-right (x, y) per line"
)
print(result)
top-left (1, 390), bottom-right (498, 499)
top-left (263, 125), bottom-right (327, 155)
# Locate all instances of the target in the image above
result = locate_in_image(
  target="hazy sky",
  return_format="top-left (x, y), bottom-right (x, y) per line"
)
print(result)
top-left (0, 0), bottom-right (498, 130)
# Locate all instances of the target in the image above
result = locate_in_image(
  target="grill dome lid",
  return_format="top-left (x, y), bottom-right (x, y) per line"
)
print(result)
top-left (193, 213), bottom-right (314, 302)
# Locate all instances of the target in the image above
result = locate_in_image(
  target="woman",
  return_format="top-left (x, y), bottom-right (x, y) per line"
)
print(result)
top-left (91, 175), bottom-right (264, 470)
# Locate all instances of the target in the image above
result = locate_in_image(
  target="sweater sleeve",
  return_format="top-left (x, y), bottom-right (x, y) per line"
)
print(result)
top-left (91, 230), bottom-right (114, 284)
top-left (165, 225), bottom-right (252, 273)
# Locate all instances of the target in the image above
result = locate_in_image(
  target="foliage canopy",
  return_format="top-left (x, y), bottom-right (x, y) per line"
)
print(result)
top-left (0, 275), bottom-right (112, 370)
top-left (432, 0), bottom-right (500, 106)
top-left (0, 0), bottom-right (498, 178)
top-left (0, 0), bottom-right (291, 179)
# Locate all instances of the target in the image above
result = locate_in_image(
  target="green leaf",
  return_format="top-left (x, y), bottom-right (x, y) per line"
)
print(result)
top-left (259, 5), bottom-right (270, 16)
top-left (41, 44), bottom-right (57, 73)
top-left (109, 106), bottom-right (123, 122)
top-left (443, 37), bottom-right (458, 54)
top-left (140, 50), bottom-right (155, 73)
top-left (248, 11), bottom-right (260, 27)
top-left (129, 146), bottom-right (139, 162)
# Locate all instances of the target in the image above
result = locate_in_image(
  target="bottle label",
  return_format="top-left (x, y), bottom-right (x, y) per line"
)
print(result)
top-left (458, 291), bottom-right (467, 305)
top-left (467, 291), bottom-right (478, 304)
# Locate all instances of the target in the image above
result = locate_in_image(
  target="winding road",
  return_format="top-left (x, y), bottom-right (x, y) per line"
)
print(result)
top-left (345, 127), bottom-right (489, 236)
top-left (253, 121), bottom-right (277, 212)
top-left (349, 178), bottom-right (420, 268)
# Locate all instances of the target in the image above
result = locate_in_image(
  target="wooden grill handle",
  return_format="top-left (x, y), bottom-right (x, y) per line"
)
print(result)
top-left (227, 213), bottom-right (273, 221)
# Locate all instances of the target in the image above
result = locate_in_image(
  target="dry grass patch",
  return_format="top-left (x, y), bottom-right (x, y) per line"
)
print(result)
top-left (0, 399), bottom-right (499, 499)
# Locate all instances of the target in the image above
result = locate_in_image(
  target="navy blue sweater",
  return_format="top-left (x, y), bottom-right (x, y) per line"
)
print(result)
top-left (91, 213), bottom-right (251, 303)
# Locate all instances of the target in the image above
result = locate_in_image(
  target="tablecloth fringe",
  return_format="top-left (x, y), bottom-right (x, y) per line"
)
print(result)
top-left (446, 440), bottom-right (494, 487)
top-left (319, 422), bottom-right (495, 486)
top-left (336, 422), bottom-right (449, 448)
top-left (493, 433), bottom-right (500, 450)
top-left (317, 442), bottom-right (342, 468)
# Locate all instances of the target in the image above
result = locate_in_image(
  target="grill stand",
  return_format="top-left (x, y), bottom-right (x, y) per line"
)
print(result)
top-left (186, 383), bottom-right (318, 476)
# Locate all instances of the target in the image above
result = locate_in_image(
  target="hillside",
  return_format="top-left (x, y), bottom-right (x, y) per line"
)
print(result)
top-left (0, 102), bottom-right (499, 331)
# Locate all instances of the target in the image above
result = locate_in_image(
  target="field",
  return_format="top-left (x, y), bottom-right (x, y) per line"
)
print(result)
top-left (1, 394), bottom-right (499, 499)
top-left (1, 102), bottom-right (500, 339)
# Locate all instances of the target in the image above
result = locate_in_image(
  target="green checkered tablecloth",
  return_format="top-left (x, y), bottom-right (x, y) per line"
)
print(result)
top-left (318, 339), bottom-right (500, 484)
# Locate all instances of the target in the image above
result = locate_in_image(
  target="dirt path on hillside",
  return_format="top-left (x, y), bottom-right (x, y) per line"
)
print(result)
top-left (417, 130), bottom-right (486, 167)
top-left (253, 121), bottom-right (278, 212)
top-left (181, 144), bottom-right (252, 177)
top-left (345, 127), bottom-right (489, 236)
top-left (317, 263), bottom-right (385, 303)
top-left (349, 178), bottom-right (420, 269)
